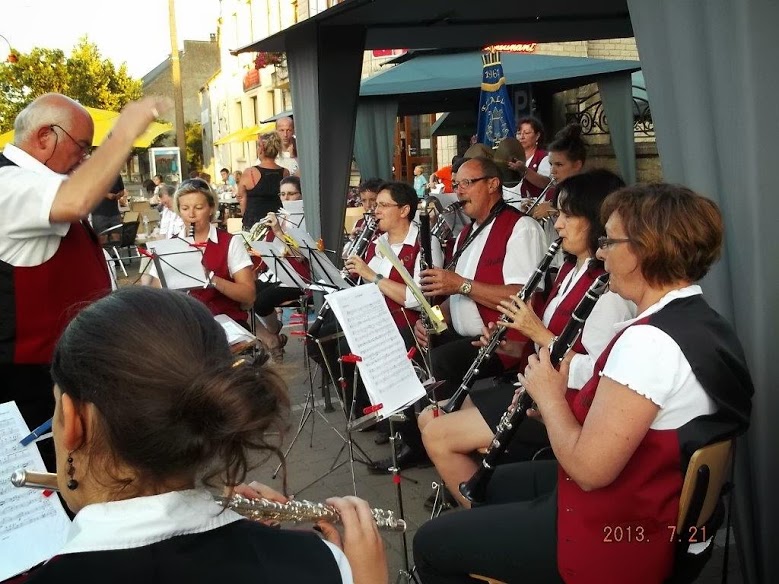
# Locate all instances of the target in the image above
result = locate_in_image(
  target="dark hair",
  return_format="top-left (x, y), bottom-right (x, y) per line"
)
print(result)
top-left (280, 175), bottom-right (301, 193)
top-left (154, 174), bottom-right (163, 181)
top-left (554, 169), bottom-right (626, 256)
top-left (51, 287), bottom-right (290, 496)
top-left (357, 177), bottom-right (384, 195)
top-left (601, 183), bottom-right (723, 286)
top-left (451, 157), bottom-right (467, 174)
top-left (517, 115), bottom-right (545, 146)
top-left (143, 179), bottom-right (156, 195)
top-left (220, 167), bottom-right (230, 174)
top-left (377, 181), bottom-right (417, 217)
top-left (548, 123), bottom-right (587, 164)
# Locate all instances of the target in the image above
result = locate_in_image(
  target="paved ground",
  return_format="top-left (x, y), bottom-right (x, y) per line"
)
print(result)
top-left (116, 263), bottom-right (744, 582)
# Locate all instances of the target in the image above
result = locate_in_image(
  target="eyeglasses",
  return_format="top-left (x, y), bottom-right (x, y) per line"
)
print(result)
top-left (50, 124), bottom-right (91, 158)
top-left (597, 237), bottom-right (633, 249)
top-left (452, 176), bottom-right (490, 190)
top-left (376, 202), bottom-right (401, 209)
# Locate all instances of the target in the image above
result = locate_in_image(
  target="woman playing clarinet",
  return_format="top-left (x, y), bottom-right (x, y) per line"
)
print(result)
top-left (414, 183), bottom-right (753, 583)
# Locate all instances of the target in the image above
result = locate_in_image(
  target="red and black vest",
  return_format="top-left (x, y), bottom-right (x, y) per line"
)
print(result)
top-left (0, 155), bottom-right (111, 366)
top-left (364, 236), bottom-right (421, 329)
top-left (519, 148), bottom-right (550, 200)
top-left (455, 205), bottom-right (527, 367)
top-left (188, 230), bottom-right (247, 324)
top-left (556, 295), bottom-right (752, 583)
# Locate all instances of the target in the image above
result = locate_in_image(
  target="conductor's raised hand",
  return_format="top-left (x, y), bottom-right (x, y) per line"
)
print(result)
top-left (413, 318), bottom-right (429, 348)
top-left (111, 96), bottom-right (172, 143)
top-left (318, 496), bottom-right (388, 584)
top-left (420, 267), bottom-right (463, 297)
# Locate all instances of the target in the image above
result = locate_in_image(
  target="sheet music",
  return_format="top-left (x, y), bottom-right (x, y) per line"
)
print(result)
top-left (214, 314), bottom-right (257, 346)
top-left (248, 241), bottom-right (308, 289)
top-left (281, 200), bottom-right (306, 232)
top-left (0, 402), bottom-right (70, 581)
top-left (325, 286), bottom-right (426, 419)
top-left (146, 237), bottom-right (208, 290)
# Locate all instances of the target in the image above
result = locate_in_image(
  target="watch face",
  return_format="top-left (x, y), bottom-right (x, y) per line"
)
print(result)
top-left (460, 280), bottom-right (472, 294)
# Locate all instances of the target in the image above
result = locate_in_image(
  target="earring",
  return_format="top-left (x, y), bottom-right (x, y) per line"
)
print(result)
top-left (66, 452), bottom-right (79, 490)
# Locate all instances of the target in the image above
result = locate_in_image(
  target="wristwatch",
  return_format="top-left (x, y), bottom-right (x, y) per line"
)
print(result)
top-left (458, 278), bottom-right (473, 296)
top-left (372, 273), bottom-right (385, 285)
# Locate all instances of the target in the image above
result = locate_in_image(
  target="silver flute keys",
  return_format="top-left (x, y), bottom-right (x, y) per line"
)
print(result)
top-left (10, 469), bottom-right (406, 533)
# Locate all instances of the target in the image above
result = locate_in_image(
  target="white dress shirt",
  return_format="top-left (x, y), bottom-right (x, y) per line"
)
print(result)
top-left (0, 143), bottom-right (69, 266)
top-left (601, 285), bottom-right (717, 430)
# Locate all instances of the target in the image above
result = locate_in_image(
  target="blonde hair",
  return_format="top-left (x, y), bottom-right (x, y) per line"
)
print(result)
top-left (258, 132), bottom-right (282, 159)
top-left (174, 178), bottom-right (219, 221)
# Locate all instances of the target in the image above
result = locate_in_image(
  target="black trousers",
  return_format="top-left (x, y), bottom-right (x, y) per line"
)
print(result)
top-left (396, 329), bottom-right (508, 454)
top-left (254, 281), bottom-right (303, 317)
top-left (413, 461), bottom-right (562, 584)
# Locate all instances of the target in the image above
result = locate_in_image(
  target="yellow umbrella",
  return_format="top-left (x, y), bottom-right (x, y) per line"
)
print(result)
top-left (0, 105), bottom-right (172, 149)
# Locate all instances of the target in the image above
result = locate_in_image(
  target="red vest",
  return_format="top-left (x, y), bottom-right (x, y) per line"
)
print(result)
top-left (1, 221), bottom-right (111, 365)
top-left (557, 316), bottom-right (681, 583)
top-left (364, 237), bottom-right (421, 329)
top-left (517, 259), bottom-right (604, 369)
top-left (189, 230), bottom-right (247, 324)
top-left (455, 206), bottom-right (526, 367)
top-left (519, 148), bottom-right (549, 200)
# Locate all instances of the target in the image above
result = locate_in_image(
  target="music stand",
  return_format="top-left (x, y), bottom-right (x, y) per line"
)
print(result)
top-left (145, 236), bottom-right (208, 290)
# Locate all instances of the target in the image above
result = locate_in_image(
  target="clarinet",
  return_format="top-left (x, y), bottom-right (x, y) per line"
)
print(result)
top-left (308, 217), bottom-right (378, 338)
top-left (441, 237), bottom-right (562, 414)
top-left (459, 272), bottom-right (610, 504)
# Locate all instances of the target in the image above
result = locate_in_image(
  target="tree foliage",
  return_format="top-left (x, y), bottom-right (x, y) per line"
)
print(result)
top-left (185, 121), bottom-right (203, 172)
top-left (0, 36), bottom-right (142, 132)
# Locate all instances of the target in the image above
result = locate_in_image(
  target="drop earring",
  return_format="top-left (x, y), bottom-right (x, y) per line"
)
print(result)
top-left (66, 452), bottom-right (79, 490)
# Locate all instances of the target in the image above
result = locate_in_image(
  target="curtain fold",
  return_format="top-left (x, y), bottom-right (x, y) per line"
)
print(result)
top-left (354, 99), bottom-right (398, 182)
top-left (286, 23), bottom-right (366, 255)
top-left (598, 72), bottom-right (637, 185)
top-left (628, 2), bottom-right (779, 582)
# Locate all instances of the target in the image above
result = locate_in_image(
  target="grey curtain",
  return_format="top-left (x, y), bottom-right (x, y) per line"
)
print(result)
top-left (354, 98), bottom-right (398, 182)
top-left (598, 72), bottom-right (637, 185)
top-left (628, 1), bottom-right (779, 582)
top-left (286, 23), bottom-right (366, 254)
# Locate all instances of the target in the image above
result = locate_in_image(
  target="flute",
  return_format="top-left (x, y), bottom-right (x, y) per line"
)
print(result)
top-left (10, 469), bottom-right (406, 532)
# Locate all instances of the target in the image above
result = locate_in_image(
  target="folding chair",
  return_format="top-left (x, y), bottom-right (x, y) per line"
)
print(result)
top-left (666, 438), bottom-right (735, 583)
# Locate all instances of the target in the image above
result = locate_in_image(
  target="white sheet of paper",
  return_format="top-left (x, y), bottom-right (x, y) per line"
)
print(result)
top-left (325, 285), bottom-right (426, 419)
top-left (248, 241), bottom-right (307, 289)
top-left (214, 314), bottom-right (256, 345)
top-left (281, 200), bottom-right (306, 232)
top-left (0, 402), bottom-right (70, 580)
top-left (145, 237), bottom-right (207, 290)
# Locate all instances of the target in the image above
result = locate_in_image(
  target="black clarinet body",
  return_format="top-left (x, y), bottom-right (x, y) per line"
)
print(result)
top-left (459, 272), bottom-right (610, 504)
top-left (441, 237), bottom-right (563, 414)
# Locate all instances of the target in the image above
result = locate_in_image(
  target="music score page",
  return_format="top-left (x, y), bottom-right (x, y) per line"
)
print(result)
top-left (0, 401), bottom-right (70, 580)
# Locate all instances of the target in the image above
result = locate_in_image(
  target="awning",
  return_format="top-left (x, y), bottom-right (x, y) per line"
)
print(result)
top-left (360, 51), bottom-right (641, 100)
top-left (260, 110), bottom-right (294, 124)
top-left (0, 106), bottom-right (173, 149)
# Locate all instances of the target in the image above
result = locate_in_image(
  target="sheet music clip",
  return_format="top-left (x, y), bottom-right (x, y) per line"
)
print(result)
top-left (339, 353), bottom-right (363, 364)
top-left (347, 406), bottom-right (382, 432)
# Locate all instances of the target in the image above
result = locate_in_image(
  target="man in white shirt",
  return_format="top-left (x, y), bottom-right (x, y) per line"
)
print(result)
top-left (0, 92), bottom-right (169, 468)
top-left (273, 116), bottom-right (298, 174)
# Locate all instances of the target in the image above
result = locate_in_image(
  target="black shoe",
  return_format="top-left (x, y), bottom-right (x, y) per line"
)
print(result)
top-left (367, 443), bottom-right (431, 474)
top-left (374, 431), bottom-right (390, 445)
top-left (423, 488), bottom-right (460, 511)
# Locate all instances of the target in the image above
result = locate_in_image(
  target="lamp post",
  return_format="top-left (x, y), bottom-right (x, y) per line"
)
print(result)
top-left (0, 34), bottom-right (18, 63)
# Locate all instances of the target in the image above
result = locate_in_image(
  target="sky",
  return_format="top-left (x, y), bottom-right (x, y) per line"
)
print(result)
top-left (2, 0), bottom-right (222, 78)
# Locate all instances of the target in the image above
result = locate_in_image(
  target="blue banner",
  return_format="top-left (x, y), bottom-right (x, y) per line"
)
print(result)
top-left (476, 51), bottom-right (516, 149)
